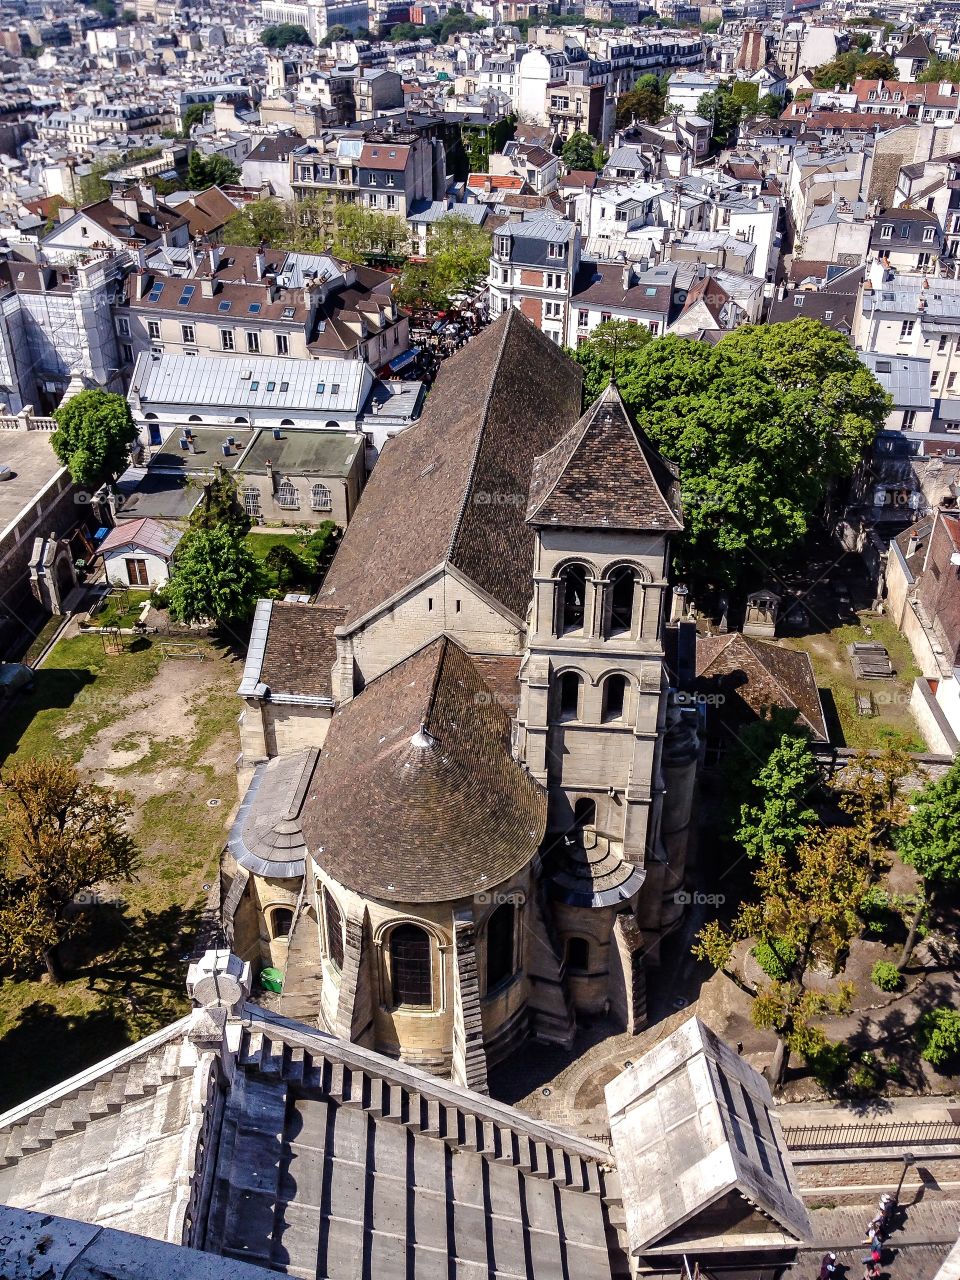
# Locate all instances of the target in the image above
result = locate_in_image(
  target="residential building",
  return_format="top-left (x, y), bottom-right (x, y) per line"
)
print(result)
top-left (487, 212), bottom-right (580, 344)
top-left (870, 206), bottom-right (943, 274)
top-left (289, 128), bottom-right (446, 220)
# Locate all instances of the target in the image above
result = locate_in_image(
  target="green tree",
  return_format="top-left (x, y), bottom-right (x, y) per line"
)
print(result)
top-left (260, 22), bottom-right (312, 48)
top-left (190, 470), bottom-right (250, 536)
top-left (812, 49), bottom-right (895, 88)
top-left (51, 389), bottom-right (138, 486)
top-left (0, 759), bottom-right (139, 982)
top-left (166, 526), bottom-right (266, 627)
top-left (697, 83), bottom-right (743, 148)
top-left (223, 197), bottom-right (295, 248)
top-left (181, 102), bottom-right (213, 134)
top-left (264, 542), bottom-right (307, 592)
top-left (585, 320), bottom-right (889, 591)
top-left (718, 708), bottom-right (813, 839)
top-left (187, 151), bottom-right (240, 188)
top-left (396, 215), bottom-right (491, 309)
top-left (895, 759), bottom-right (960, 969)
top-left (320, 23), bottom-right (351, 44)
top-left (574, 320), bottom-right (653, 401)
top-left (757, 93), bottom-right (785, 118)
top-left (730, 80), bottom-right (759, 111)
top-left (695, 824), bottom-right (868, 1089)
top-left (560, 131), bottom-right (600, 172)
top-left (736, 733), bottom-right (819, 864)
top-left (329, 201), bottom-right (408, 262)
top-left (917, 57), bottom-right (960, 83)
top-left (617, 74), bottom-right (667, 126)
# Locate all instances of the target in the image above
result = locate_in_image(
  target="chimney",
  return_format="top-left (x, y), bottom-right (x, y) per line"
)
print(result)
top-left (907, 531), bottom-right (920, 557)
top-left (139, 181), bottom-right (157, 209)
top-left (209, 243), bottom-right (223, 274)
top-left (621, 261), bottom-right (632, 291)
top-left (255, 244), bottom-right (266, 280)
top-left (187, 242), bottom-right (198, 274)
top-left (201, 277), bottom-right (219, 297)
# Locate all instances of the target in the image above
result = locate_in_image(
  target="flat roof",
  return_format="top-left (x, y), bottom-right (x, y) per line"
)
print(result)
top-left (0, 430), bottom-right (67, 536)
top-left (151, 427), bottom-right (256, 474)
top-left (239, 429), bottom-right (362, 477)
top-left (114, 468), bottom-right (200, 522)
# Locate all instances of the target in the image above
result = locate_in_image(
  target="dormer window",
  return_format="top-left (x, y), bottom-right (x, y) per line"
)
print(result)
top-left (548, 242), bottom-right (564, 260)
top-left (880, 224), bottom-right (893, 239)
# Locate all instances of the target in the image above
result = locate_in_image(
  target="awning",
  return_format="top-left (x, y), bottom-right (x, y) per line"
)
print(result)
top-left (388, 346), bottom-right (421, 372)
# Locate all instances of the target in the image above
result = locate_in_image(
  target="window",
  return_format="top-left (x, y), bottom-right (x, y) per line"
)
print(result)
top-left (931, 371), bottom-right (940, 387)
top-left (558, 671), bottom-right (582, 721)
top-left (246, 332), bottom-right (260, 353)
top-left (116, 316), bottom-right (130, 337)
top-left (147, 282), bottom-right (164, 303)
top-left (270, 907), bottom-right (293, 939)
top-left (323, 888), bottom-right (344, 971)
top-left (311, 482), bottom-right (332, 511)
top-left (485, 903), bottom-right (517, 993)
top-left (386, 194), bottom-right (397, 210)
top-left (903, 410), bottom-right (917, 428)
top-left (331, 383), bottom-right (340, 394)
top-left (578, 309), bottom-right (588, 329)
top-left (125, 558), bottom-right (149, 586)
top-left (218, 299), bottom-right (232, 313)
top-left (276, 333), bottom-right (289, 356)
top-left (950, 372), bottom-right (957, 390)
top-left (220, 329), bottom-right (234, 350)
top-left (248, 302), bottom-right (262, 314)
top-left (923, 225), bottom-right (936, 243)
top-left (181, 324), bottom-right (195, 344)
top-left (602, 674), bottom-right (627, 722)
top-left (794, 294), bottom-right (804, 308)
top-left (280, 382), bottom-right (289, 393)
top-left (242, 486), bottom-right (261, 518)
top-left (147, 320), bottom-right (161, 340)
top-left (250, 380), bottom-right (259, 390)
top-left (544, 300), bottom-right (562, 319)
top-left (387, 175), bottom-right (395, 187)
top-left (120, 343), bottom-right (133, 364)
top-left (496, 235), bottom-right (510, 258)
top-left (558, 564), bottom-right (587, 634)
top-left (940, 335), bottom-right (949, 353)
top-left (880, 224), bottom-right (893, 240)
top-left (316, 382), bottom-right (326, 394)
top-left (900, 320), bottom-right (915, 339)
top-left (606, 566), bottom-right (636, 636)
top-left (276, 478), bottom-right (299, 509)
top-left (566, 936), bottom-right (589, 973)
top-left (389, 924), bottom-right (432, 1007)
top-left (177, 285), bottom-right (195, 306)
top-left (266, 381), bottom-right (276, 392)
top-left (282, 307), bottom-right (295, 319)
top-left (548, 242), bottom-right (564, 259)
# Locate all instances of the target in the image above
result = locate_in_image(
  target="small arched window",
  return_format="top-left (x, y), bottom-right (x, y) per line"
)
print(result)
top-left (311, 482), bottom-right (332, 512)
top-left (566, 936), bottom-right (590, 973)
top-left (188, 414), bottom-right (203, 423)
top-left (557, 564), bottom-right (587, 635)
top-left (242, 486), bottom-right (261, 518)
top-left (276, 478), bottom-right (299, 509)
top-left (389, 923), bottom-right (432, 1007)
top-left (144, 412), bottom-right (158, 420)
top-left (234, 416), bottom-right (249, 424)
top-left (602, 674), bottom-right (628, 723)
top-left (485, 903), bottom-right (516, 993)
top-left (325, 420), bottom-right (340, 429)
top-left (323, 888), bottom-right (344, 971)
top-left (270, 907), bottom-right (293, 939)
top-left (558, 671), bottom-right (581, 722)
top-left (280, 417), bottom-right (295, 426)
top-left (606, 566), bottom-right (637, 637)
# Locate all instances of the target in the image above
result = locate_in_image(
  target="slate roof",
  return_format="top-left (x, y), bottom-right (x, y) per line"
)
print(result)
top-left (317, 308), bottom-right (583, 629)
top-left (695, 632), bottom-right (828, 741)
top-left (238, 599), bottom-right (345, 702)
top-left (98, 516), bottom-right (181, 559)
top-left (299, 635), bottom-right (547, 902)
top-left (527, 382), bottom-right (682, 533)
top-left (227, 748), bottom-right (318, 879)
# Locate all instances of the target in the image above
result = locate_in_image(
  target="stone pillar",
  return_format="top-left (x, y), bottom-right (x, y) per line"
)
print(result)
top-left (333, 903), bottom-right (375, 1047)
top-left (450, 908), bottom-right (489, 1094)
top-left (607, 910), bottom-right (647, 1034)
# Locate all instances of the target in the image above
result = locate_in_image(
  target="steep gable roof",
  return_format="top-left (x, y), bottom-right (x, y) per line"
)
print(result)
top-left (526, 382), bottom-right (682, 533)
top-left (695, 632), bottom-right (828, 741)
top-left (317, 308), bottom-right (583, 628)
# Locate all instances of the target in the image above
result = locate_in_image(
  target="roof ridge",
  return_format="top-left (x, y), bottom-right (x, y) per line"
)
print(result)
top-left (525, 396), bottom-right (598, 523)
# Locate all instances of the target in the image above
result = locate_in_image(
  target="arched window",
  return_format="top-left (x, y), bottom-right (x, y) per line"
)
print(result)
top-left (606, 566), bottom-right (637, 637)
top-left (280, 417), bottom-right (295, 426)
top-left (557, 564), bottom-right (587, 635)
top-left (270, 907), bottom-right (293, 939)
top-left (485, 903), bottom-right (516, 993)
top-left (558, 671), bottom-right (581, 721)
top-left (602, 674), bottom-right (627, 722)
top-left (144, 412), bottom-right (158, 419)
top-left (242, 486), bottom-right (261, 518)
top-left (325, 420), bottom-right (340, 429)
top-left (574, 797), bottom-right (596, 831)
top-left (234, 416), bottom-right (249, 424)
top-left (566, 937), bottom-right (590, 973)
top-left (276, 478), bottom-right (299, 509)
top-left (323, 888), bottom-right (344, 971)
top-left (188, 414), bottom-right (203, 423)
top-left (389, 924), bottom-right (433, 1007)
top-left (311, 482), bottom-right (332, 511)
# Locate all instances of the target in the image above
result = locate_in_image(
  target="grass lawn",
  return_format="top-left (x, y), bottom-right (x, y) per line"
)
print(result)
top-left (244, 530), bottom-right (303, 561)
top-left (91, 588), bottom-right (152, 630)
top-left (781, 612), bottom-right (925, 751)
top-left (0, 631), bottom-right (240, 1109)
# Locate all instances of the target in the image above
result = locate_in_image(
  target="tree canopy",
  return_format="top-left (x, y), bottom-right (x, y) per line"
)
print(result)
top-left (223, 197), bottom-right (294, 248)
top-left (260, 22), bottom-right (311, 48)
top-left (51, 389), bottom-right (138, 487)
top-left (757, 93), bottom-right (786, 118)
top-left (187, 151), bottom-right (240, 188)
top-left (811, 49), bottom-right (895, 88)
top-left (616, 74), bottom-right (667, 126)
top-left (697, 82), bottom-right (743, 148)
top-left (166, 526), bottom-right (265, 627)
top-left (0, 759), bottom-right (139, 982)
top-left (181, 102), bottom-right (213, 135)
top-left (575, 319), bottom-right (653, 401)
top-left (895, 759), bottom-right (960, 967)
top-left (575, 319), bottom-right (889, 591)
top-left (396, 215), bottom-right (491, 309)
top-left (560, 131), bottom-right (602, 172)
top-left (917, 56), bottom-right (960, 83)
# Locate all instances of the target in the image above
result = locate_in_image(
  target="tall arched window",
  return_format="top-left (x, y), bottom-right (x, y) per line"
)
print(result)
top-left (566, 936), bottom-right (590, 973)
top-left (557, 564), bottom-right (587, 635)
top-left (389, 924), bottom-right (432, 1007)
top-left (311, 482), bottom-right (332, 511)
top-left (602, 674), bottom-right (627, 722)
top-left (276, 478), bottom-right (299, 509)
top-left (242, 486), bottom-right (261, 519)
top-left (485, 903), bottom-right (516, 993)
top-left (558, 671), bottom-right (582, 721)
top-left (323, 888), bottom-right (344, 972)
top-left (270, 907), bottom-right (293, 939)
top-left (606, 566), bottom-right (637, 637)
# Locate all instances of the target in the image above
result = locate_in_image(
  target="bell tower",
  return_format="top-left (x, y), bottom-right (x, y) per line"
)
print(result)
top-left (517, 383), bottom-right (683, 1029)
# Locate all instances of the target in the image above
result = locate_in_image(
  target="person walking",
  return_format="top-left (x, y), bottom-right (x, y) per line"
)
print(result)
top-left (819, 1252), bottom-right (839, 1280)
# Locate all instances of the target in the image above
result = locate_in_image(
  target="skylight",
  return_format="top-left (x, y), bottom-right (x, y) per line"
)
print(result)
top-left (218, 300), bottom-right (232, 312)
top-left (248, 303), bottom-right (262, 314)
top-left (177, 285), bottom-right (195, 306)
top-left (148, 282), bottom-right (164, 303)
top-left (250, 380), bottom-right (259, 390)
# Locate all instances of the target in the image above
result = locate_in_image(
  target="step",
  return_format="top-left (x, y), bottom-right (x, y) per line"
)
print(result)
top-left (285, 1046), bottom-right (306, 1085)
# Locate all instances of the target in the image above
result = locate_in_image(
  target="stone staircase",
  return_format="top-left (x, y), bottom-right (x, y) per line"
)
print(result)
top-left (0, 1038), bottom-right (189, 1171)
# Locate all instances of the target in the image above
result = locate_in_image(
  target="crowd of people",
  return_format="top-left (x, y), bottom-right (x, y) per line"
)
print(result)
top-left (818, 1194), bottom-right (899, 1280)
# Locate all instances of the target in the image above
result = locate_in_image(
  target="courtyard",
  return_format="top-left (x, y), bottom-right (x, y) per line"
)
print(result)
top-left (0, 623), bottom-right (241, 1110)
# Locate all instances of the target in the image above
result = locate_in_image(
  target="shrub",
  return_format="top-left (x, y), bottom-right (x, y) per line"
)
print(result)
top-left (850, 1052), bottom-right (883, 1095)
top-left (859, 885), bottom-right (892, 933)
top-left (918, 1007), bottom-right (960, 1069)
top-left (794, 1025), bottom-right (850, 1088)
top-left (752, 936), bottom-right (797, 982)
top-left (871, 960), bottom-right (903, 992)
top-left (264, 543), bottom-right (307, 592)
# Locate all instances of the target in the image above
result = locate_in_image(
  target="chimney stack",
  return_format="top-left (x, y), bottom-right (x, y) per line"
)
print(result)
top-left (209, 243), bottom-right (223, 274)
top-left (255, 243), bottom-right (266, 280)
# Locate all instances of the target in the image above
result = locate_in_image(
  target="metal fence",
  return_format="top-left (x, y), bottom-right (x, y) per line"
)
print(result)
top-left (785, 1119), bottom-right (960, 1150)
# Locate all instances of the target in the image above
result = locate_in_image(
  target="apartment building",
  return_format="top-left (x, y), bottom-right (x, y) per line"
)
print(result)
top-left (857, 273), bottom-right (960, 417)
top-left (289, 128), bottom-right (445, 219)
top-left (487, 212), bottom-right (580, 344)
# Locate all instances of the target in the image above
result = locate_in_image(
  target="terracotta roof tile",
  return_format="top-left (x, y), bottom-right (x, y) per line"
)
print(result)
top-left (258, 602), bottom-right (346, 699)
top-left (695, 632), bottom-right (828, 741)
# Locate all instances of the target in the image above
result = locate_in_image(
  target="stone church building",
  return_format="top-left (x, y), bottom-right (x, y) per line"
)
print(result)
top-left (226, 308), bottom-right (699, 1091)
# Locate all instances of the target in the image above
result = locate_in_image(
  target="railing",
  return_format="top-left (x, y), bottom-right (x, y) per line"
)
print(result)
top-left (0, 411), bottom-right (57, 431)
top-left (785, 1119), bottom-right (960, 1150)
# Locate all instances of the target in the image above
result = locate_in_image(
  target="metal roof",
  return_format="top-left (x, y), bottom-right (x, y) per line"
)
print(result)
top-left (862, 351), bottom-right (933, 409)
top-left (132, 353), bottom-right (372, 416)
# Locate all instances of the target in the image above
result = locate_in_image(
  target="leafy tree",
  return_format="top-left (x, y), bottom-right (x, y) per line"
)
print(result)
top-left (300, 520), bottom-right (341, 584)
top-left (697, 83), bottom-right (743, 148)
top-left (575, 320), bottom-right (653, 401)
top-left (918, 1007), bottom-right (960, 1068)
top-left (261, 22), bottom-right (312, 48)
top-left (52, 389), bottom-right (138, 486)
top-left (396, 215), bottom-right (491, 309)
top-left (695, 824), bottom-right (869, 1089)
top-left (812, 50), bottom-right (895, 88)
top-left (187, 151), bottom-right (240, 188)
top-left (330, 201), bottom-right (408, 261)
top-left (561, 131), bottom-right (600, 172)
top-left (181, 102), bottom-right (213, 134)
top-left (895, 759), bottom-right (960, 969)
top-left (736, 733), bottom-right (819, 864)
top-left (223, 197), bottom-right (294, 248)
top-left (731, 80), bottom-right (759, 111)
top-left (918, 57), bottom-right (960, 84)
top-left (320, 23), bottom-right (351, 45)
top-left (264, 542), bottom-right (307, 592)
top-left (617, 74), bottom-right (667, 126)
top-left (77, 146), bottom-right (161, 206)
top-left (166, 526), bottom-right (266, 627)
top-left (0, 759), bottom-right (139, 982)
top-left (837, 746), bottom-right (911, 854)
top-left (585, 320), bottom-right (889, 591)
top-left (757, 93), bottom-right (786, 118)
top-left (190, 469), bottom-right (250, 536)
top-left (717, 708), bottom-right (813, 839)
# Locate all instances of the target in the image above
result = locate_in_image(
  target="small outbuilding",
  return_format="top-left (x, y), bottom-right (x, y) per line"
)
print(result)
top-left (99, 516), bottom-right (181, 587)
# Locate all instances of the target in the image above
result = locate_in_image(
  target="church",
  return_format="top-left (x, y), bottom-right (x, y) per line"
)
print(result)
top-left (226, 308), bottom-right (700, 1091)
